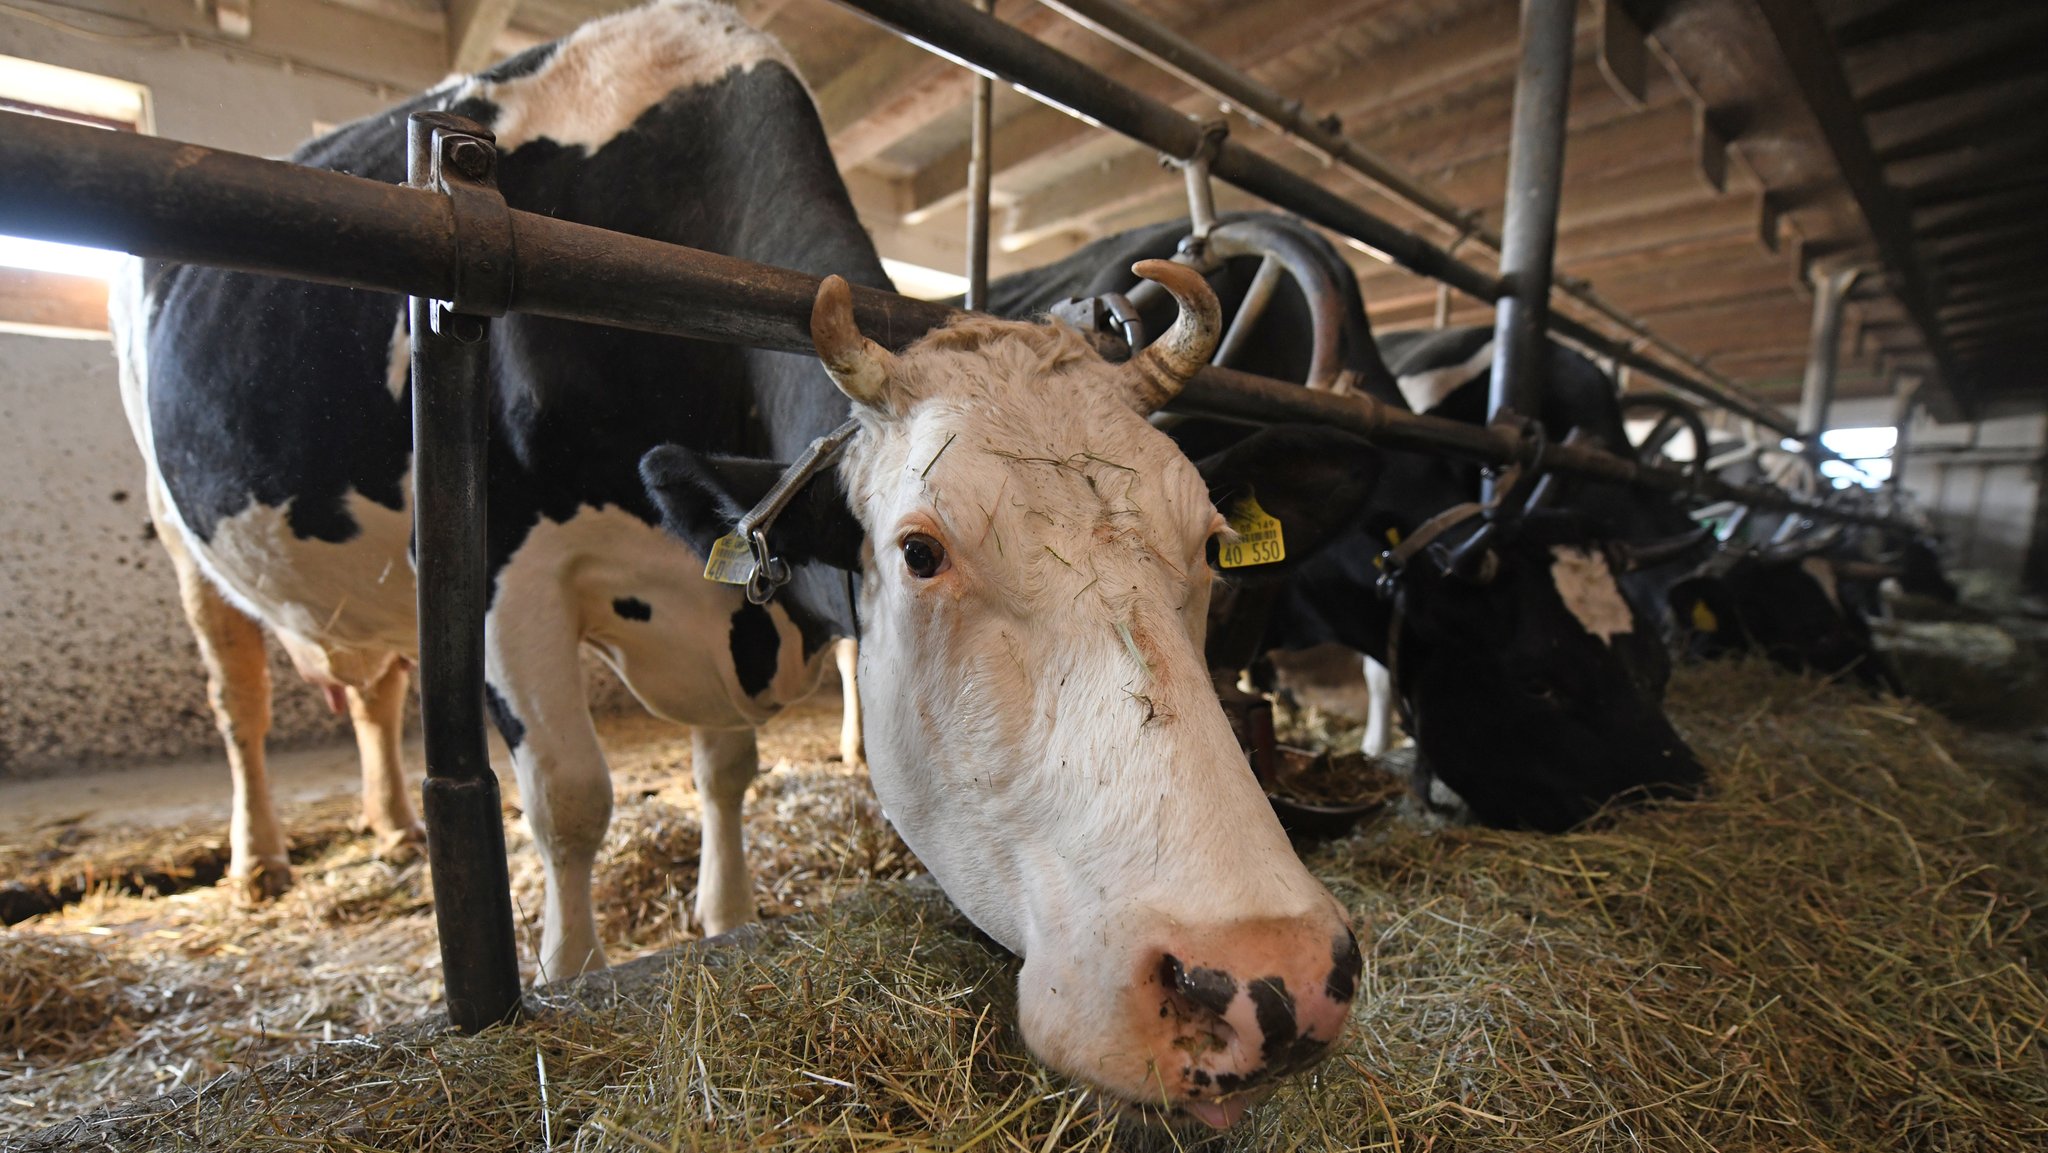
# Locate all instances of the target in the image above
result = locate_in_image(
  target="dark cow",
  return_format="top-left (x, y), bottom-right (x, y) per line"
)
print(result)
top-left (985, 216), bottom-right (1705, 831)
top-left (113, 3), bottom-right (1365, 1125)
top-left (1393, 329), bottom-right (1899, 692)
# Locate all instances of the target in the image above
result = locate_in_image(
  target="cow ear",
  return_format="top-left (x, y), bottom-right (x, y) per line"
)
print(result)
top-left (1195, 425), bottom-right (1380, 583)
top-left (640, 445), bottom-right (865, 572)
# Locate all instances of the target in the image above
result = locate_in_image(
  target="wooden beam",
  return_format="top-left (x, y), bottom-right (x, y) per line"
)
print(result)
top-left (822, 1), bottom-right (1068, 170)
top-left (1598, 0), bottom-right (1648, 108)
top-left (1857, 26), bottom-right (2048, 115)
top-left (1906, 164), bottom-right (2048, 211)
top-left (446, 0), bottom-right (518, 72)
top-left (904, 0), bottom-right (1515, 219)
top-left (1835, 0), bottom-right (2019, 52)
top-left (1917, 192), bottom-right (2048, 241)
top-left (0, 268), bottom-right (109, 335)
top-left (1745, 0), bottom-right (1958, 398)
top-left (1694, 104), bottom-right (1728, 193)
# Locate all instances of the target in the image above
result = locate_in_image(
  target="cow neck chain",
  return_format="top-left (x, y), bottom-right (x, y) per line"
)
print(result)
top-left (735, 418), bottom-right (861, 606)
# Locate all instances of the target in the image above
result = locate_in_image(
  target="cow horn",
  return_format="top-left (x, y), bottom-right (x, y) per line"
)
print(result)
top-left (1125, 259), bottom-right (1221, 414)
top-left (1611, 525), bottom-right (1713, 572)
top-left (812, 274), bottom-right (896, 406)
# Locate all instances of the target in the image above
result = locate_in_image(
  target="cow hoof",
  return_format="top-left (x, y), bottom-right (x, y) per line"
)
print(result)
top-left (228, 860), bottom-right (294, 904)
top-left (368, 821), bottom-right (428, 863)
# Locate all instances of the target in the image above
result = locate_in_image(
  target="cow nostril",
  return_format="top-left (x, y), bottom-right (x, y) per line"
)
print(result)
top-left (1157, 952), bottom-right (1240, 1020)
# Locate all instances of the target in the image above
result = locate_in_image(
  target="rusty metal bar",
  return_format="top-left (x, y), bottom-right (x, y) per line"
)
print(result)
top-left (964, 0), bottom-right (994, 309)
top-left (968, 0), bottom-right (1798, 438)
top-left (1796, 267), bottom-right (1864, 436)
top-left (404, 111), bottom-right (521, 1033)
top-left (0, 109), bottom-right (1905, 530)
top-left (1488, 0), bottom-right (1578, 499)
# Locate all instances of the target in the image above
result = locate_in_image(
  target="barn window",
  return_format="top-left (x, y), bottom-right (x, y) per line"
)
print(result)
top-left (0, 55), bottom-right (151, 340)
top-left (1818, 426), bottom-right (1896, 489)
top-left (880, 258), bottom-right (970, 301)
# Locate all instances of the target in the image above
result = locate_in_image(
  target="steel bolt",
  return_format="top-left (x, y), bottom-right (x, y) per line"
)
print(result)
top-left (447, 138), bottom-right (492, 181)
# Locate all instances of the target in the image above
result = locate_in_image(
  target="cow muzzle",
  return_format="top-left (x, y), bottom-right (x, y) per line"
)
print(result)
top-left (1140, 918), bottom-right (1363, 1128)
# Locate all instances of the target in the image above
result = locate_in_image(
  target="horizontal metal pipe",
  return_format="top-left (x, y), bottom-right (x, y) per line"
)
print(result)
top-left (1036, 0), bottom-right (1788, 436)
top-left (830, 0), bottom-right (1799, 438)
top-left (0, 110), bottom-right (1894, 529)
top-left (0, 112), bottom-right (955, 354)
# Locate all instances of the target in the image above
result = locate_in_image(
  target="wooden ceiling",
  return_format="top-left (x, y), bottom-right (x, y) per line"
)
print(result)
top-left (349, 0), bottom-right (2048, 418)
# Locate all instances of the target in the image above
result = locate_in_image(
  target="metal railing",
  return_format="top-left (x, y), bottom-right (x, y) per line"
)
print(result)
top-left (827, 0), bottom-right (1805, 439)
top-left (0, 111), bottom-right (1904, 528)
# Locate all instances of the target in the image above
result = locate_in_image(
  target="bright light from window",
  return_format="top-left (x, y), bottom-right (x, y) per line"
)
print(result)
top-left (0, 55), bottom-right (150, 128)
top-left (0, 56), bottom-right (148, 282)
top-left (1821, 425), bottom-right (1897, 459)
top-left (0, 235), bottom-right (123, 279)
top-left (881, 258), bottom-right (971, 302)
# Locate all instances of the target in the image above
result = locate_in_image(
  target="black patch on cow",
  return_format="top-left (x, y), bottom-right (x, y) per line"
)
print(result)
top-left (1160, 954), bottom-right (1239, 1019)
top-left (729, 601), bottom-right (781, 698)
top-left (1247, 977), bottom-right (1298, 1063)
top-left (141, 51), bottom-right (881, 661)
top-left (612, 596), bottom-right (653, 622)
top-left (1326, 929), bottom-right (1362, 1003)
top-left (484, 682), bottom-right (525, 751)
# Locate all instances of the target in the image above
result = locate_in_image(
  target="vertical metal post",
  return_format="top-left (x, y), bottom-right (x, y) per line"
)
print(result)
top-left (1887, 371), bottom-right (1921, 491)
top-left (406, 111), bottom-right (522, 1033)
top-left (1486, 0), bottom-right (1577, 501)
top-left (964, 0), bottom-right (995, 310)
top-left (1796, 267), bottom-right (1862, 437)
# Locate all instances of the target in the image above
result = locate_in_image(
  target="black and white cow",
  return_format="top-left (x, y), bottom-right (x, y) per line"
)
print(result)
top-left (984, 217), bottom-right (1705, 832)
top-left (113, 3), bottom-right (1364, 1125)
top-left (1392, 328), bottom-right (1900, 692)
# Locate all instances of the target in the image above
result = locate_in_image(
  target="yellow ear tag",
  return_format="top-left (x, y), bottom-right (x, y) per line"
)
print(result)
top-left (1219, 495), bottom-right (1286, 569)
top-left (702, 534), bottom-right (754, 585)
top-left (1690, 599), bottom-right (1719, 633)
top-left (1384, 526), bottom-right (1403, 547)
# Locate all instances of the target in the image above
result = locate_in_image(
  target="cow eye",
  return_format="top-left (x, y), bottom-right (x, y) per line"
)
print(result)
top-left (902, 533), bottom-right (947, 578)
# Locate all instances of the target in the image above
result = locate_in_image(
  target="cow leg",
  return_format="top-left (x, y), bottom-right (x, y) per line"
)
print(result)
top-left (489, 610), bottom-right (612, 980)
top-left (693, 725), bottom-right (761, 937)
top-left (345, 657), bottom-right (425, 859)
top-left (1361, 655), bottom-right (1393, 757)
top-left (159, 514), bottom-right (290, 901)
top-left (833, 637), bottom-right (864, 768)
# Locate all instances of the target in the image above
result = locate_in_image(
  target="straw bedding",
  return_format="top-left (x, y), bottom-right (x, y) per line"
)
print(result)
top-left (7, 659), bottom-right (2047, 1150)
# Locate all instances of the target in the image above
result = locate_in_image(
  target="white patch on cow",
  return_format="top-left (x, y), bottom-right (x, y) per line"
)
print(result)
top-left (1361, 654), bottom-right (1393, 757)
top-left (182, 490), bottom-right (421, 681)
top-left (466, 0), bottom-right (793, 154)
top-left (384, 311), bottom-right (410, 401)
top-left (1801, 556), bottom-right (1842, 611)
top-left (1395, 337), bottom-right (1494, 413)
top-left (1549, 545), bottom-right (1634, 646)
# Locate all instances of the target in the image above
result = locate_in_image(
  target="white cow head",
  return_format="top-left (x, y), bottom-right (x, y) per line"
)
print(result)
top-left (809, 264), bottom-right (1357, 1125)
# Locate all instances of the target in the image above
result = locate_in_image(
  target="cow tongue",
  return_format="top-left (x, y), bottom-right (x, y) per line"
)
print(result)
top-left (1181, 1095), bottom-right (1254, 1130)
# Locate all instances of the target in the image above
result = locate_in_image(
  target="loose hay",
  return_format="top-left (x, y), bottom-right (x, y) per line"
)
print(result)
top-left (12, 661), bottom-right (2048, 1150)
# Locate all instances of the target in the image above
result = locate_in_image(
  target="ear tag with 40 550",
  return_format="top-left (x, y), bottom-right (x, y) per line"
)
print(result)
top-left (1218, 495), bottom-right (1286, 569)
top-left (702, 534), bottom-right (754, 585)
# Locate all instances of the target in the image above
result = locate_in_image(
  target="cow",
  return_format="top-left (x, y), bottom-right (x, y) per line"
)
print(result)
top-left (112, 2), bottom-right (1365, 1125)
top-left (1390, 327), bottom-right (1901, 692)
top-left (981, 216), bottom-right (1705, 832)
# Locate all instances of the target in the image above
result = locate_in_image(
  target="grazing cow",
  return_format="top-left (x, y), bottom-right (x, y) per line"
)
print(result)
top-left (985, 217), bottom-right (1705, 831)
top-left (113, 2), bottom-right (1366, 1125)
top-left (1391, 329), bottom-right (1898, 691)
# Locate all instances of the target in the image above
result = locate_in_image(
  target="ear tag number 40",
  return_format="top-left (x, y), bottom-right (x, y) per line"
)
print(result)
top-left (702, 533), bottom-right (755, 585)
top-left (1219, 495), bottom-right (1286, 569)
